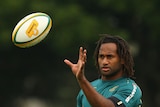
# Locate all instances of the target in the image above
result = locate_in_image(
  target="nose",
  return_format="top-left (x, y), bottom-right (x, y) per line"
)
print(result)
top-left (102, 57), bottom-right (109, 65)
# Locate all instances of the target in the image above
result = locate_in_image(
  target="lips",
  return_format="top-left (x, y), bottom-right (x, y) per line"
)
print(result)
top-left (101, 67), bottom-right (110, 72)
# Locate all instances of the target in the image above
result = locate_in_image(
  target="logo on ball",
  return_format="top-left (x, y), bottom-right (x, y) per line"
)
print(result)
top-left (26, 19), bottom-right (39, 38)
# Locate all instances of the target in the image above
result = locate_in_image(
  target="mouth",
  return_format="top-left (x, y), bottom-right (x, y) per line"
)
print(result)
top-left (101, 67), bottom-right (110, 72)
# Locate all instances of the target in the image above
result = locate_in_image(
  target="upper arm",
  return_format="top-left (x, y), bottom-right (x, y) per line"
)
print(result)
top-left (110, 83), bottom-right (142, 107)
top-left (108, 96), bottom-right (126, 107)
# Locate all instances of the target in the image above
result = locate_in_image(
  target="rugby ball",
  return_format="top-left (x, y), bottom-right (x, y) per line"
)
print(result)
top-left (12, 12), bottom-right (52, 48)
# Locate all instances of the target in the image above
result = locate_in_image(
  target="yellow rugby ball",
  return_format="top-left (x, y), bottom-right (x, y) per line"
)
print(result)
top-left (12, 12), bottom-right (52, 48)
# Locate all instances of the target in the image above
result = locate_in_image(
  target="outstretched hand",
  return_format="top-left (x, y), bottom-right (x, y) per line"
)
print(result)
top-left (64, 47), bottom-right (87, 80)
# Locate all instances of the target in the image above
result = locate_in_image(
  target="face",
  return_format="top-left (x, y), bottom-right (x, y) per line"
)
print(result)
top-left (98, 43), bottom-right (124, 80)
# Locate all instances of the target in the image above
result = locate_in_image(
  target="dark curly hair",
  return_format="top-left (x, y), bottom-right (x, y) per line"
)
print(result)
top-left (94, 34), bottom-right (135, 78)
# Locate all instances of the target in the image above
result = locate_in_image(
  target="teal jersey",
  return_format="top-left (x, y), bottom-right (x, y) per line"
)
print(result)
top-left (77, 77), bottom-right (142, 107)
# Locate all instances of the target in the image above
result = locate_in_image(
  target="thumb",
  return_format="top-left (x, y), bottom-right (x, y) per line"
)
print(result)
top-left (64, 59), bottom-right (73, 68)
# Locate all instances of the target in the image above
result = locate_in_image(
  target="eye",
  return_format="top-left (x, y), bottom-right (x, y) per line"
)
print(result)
top-left (98, 54), bottom-right (105, 59)
top-left (106, 55), bottom-right (113, 59)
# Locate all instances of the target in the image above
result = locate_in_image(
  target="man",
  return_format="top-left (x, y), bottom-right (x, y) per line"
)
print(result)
top-left (64, 34), bottom-right (142, 107)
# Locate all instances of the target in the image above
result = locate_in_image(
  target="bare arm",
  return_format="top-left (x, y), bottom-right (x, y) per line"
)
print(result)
top-left (64, 47), bottom-right (115, 107)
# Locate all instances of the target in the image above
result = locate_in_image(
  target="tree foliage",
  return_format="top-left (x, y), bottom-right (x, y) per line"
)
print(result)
top-left (0, 0), bottom-right (159, 107)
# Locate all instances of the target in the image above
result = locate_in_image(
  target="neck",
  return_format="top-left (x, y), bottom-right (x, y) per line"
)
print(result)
top-left (101, 71), bottom-right (124, 81)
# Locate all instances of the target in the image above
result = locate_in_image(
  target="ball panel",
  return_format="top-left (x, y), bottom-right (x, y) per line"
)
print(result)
top-left (15, 16), bottom-right (49, 43)
top-left (14, 18), bottom-right (52, 48)
top-left (12, 12), bottom-right (52, 48)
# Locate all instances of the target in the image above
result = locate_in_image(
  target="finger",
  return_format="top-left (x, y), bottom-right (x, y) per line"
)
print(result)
top-left (64, 59), bottom-right (73, 68)
top-left (79, 47), bottom-right (83, 60)
top-left (79, 47), bottom-right (87, 61)
top-left (83, 49), bottom-right (87, 63)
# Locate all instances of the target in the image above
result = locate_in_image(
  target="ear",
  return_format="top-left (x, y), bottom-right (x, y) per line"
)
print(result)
top-left (121, 59), bottom-right (125, 64)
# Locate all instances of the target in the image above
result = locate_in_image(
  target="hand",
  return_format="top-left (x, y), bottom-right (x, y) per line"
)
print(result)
top-left (64, 47), bottom-right (87, 80)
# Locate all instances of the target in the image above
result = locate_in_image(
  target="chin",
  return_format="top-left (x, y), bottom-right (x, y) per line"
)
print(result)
top-left (102, 70), bottom-right (120, 78)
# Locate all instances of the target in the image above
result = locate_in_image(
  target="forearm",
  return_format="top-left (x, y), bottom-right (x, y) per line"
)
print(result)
top-left (77, 76), bottom-right (115, 107)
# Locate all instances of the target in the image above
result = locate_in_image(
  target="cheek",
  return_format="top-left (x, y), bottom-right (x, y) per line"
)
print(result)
top-left (97, 59), bottom-right (102, 68)
top-left (98, 59), bottom-right (102, 65)
top-left (110, 59), bottom-right (120, 66)
top-left (112, 61), bottom-right (122, 69)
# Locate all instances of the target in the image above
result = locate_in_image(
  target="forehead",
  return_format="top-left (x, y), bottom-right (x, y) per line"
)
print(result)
top-left (99, 43), bottom-right (117, 54)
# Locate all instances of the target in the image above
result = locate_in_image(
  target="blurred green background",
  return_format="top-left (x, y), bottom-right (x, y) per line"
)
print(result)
top-left (0, 0), bottom-right (160, 107)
